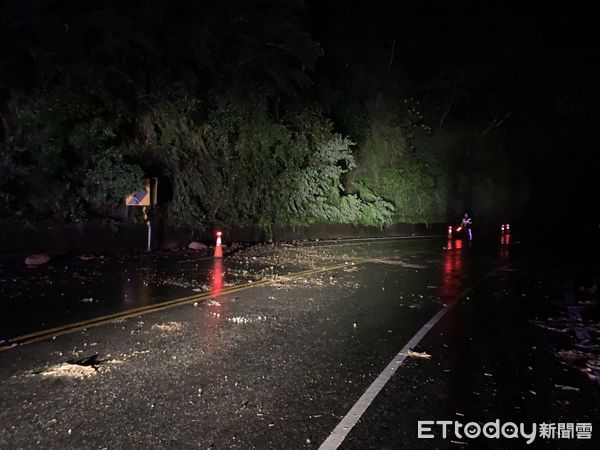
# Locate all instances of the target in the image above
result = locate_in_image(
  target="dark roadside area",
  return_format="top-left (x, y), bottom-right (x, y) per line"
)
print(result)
top-left (343, 255), bottom-right (600, 449)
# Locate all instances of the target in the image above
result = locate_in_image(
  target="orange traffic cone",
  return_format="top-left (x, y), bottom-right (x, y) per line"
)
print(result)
top-left (214, 231), bottom-right (223, 258)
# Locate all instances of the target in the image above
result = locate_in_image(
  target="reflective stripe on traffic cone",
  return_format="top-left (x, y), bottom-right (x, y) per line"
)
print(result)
top-left (214, 231), bottom-right (223, 258)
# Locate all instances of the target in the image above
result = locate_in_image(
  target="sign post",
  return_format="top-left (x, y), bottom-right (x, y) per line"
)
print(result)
top-left (143, 206), bottom-right (151, 252)
top-left (125, 177), bottom-right (158, 252)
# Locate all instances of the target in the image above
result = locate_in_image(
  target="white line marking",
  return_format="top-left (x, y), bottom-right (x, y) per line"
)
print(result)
top-left (319, 262), bottom-right (519, 450)
top-left (318, 308), bottom-right (448, 450)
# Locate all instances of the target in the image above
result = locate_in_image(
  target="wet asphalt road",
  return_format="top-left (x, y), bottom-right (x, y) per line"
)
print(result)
top-left (0, 237), bottom-right (599, 449)
top-left (0, 238), bottom-right (439, 340)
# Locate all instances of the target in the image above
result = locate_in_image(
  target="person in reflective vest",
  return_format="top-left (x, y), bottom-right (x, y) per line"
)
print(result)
top-left (460, 212), bottom-right (473, 240)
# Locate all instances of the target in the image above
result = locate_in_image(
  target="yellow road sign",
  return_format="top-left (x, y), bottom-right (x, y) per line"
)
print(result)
top-left (125, 178), bottom-right (157, 206)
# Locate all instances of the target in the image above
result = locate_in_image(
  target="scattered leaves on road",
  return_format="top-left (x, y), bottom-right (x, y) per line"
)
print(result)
top-left (152, 322), bottom-right (182, 332)
top-left (406, 350), bottom-right (431, 359)
top-left (40, 363), bottom-right (96, 379)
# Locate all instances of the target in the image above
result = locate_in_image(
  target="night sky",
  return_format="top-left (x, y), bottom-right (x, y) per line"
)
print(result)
top-left (309, 1), bottom-right (600, 224)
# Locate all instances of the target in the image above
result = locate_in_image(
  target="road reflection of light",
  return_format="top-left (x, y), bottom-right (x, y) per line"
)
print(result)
top-left (442, 239), bottom-right (464, 301)
top-left (208, 258), bottom-right (226, 327)
top-left (121, 275), bottom-right (153, 307)
top-left (211, 258), bottom-right (224, 296)
top-left (444, 238), bottom-right (463, 251)
top-left (500, 233), bottom-right (511, 260)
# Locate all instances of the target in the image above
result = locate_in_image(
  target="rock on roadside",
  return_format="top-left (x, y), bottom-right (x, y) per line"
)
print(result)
top-left (188, 241), bottom-right (208, 250)
top-left (25, 254), bottom-right (51, 266)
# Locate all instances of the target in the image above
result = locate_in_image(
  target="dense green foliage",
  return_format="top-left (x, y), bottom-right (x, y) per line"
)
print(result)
top-left (0, 0), bottom-right (535, 230)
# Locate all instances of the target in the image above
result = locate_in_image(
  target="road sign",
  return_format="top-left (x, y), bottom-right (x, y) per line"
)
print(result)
top-left (125, 187), bottom-right (150, 206)
top-left (125, 178), bottom-right (158, 206)
top-left (125, 178), bottom-right (158, 252)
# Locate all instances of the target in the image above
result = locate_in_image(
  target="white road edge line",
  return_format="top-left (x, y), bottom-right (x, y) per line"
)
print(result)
top-left (319, 262), bottom-right (519, 450)
top-left (318, 307), bottom-right (448, 450)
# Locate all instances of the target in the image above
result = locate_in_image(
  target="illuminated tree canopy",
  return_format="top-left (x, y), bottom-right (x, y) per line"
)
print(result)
top-left (1, 1), bottom-right (595, 228)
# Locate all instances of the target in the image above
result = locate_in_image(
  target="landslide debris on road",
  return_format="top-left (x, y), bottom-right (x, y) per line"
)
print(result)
top-left (40, 363), bottom-right (97, 379)
top-left (151, 322), bottom-right (183, 332)
top-left (530, 289), bottom-right (600, 384)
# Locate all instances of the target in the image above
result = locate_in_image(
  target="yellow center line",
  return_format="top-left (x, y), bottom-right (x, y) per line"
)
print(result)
top-left (0, 259), bottom-right (378, 352)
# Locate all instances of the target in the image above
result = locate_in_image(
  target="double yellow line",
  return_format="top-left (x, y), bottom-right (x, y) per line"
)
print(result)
top-left (0, 260), bottom-right (361, 352)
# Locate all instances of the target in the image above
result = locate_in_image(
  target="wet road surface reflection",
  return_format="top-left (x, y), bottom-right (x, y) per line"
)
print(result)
top-left (0, 237), bottom-right (508, 343)
top-left (4, 234), bottom-right (597, 450)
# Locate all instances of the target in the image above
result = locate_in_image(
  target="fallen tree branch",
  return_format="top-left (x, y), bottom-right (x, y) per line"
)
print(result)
top-left (480, 105), bottom-right (517, 137)
top-left (387, 37), bottom-right (396, 70)
top-left (440, 105), bottom-right (452, 127)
